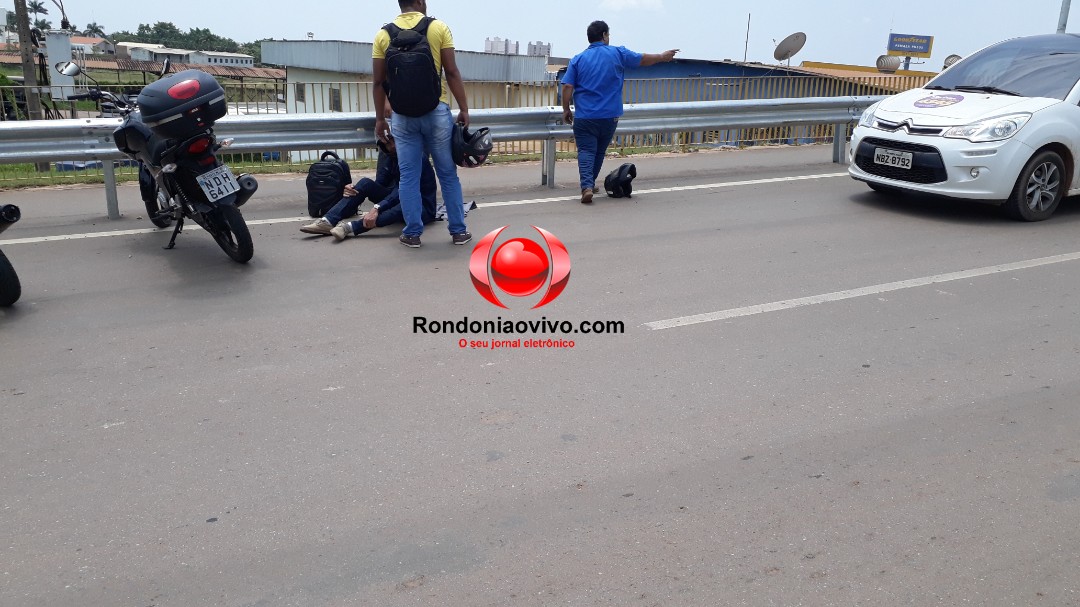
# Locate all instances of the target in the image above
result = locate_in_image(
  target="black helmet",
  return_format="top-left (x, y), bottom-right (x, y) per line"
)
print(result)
top-left (452, 124), bottom-right (492, 168)
top-left (603, 163), bottom-right (637, 198)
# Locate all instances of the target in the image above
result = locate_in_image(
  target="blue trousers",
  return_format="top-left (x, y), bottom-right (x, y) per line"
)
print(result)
top-left (391, 103), bottom-right (467, 237)
top-left (572, 118), bottom-right (618, 191)
top-left (323, 178), bottom-right (389, 225)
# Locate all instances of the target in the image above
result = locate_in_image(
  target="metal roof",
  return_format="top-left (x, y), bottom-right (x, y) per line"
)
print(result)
top-left (0, 53), bottom-right (284, 80)
top-left (262, 40), bottom-right (550, 81)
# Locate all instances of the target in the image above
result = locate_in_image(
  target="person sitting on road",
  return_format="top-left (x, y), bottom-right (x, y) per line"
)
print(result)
top-left (299, 135), bottom-right (437, 239)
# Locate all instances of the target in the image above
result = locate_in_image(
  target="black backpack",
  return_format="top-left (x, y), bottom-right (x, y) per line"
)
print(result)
top-left (604, 163), bottom-right (637, 198)
top-left (382, 17), bottom-right (442, 117)
top-left (305, 151), bottom-right (352, 217)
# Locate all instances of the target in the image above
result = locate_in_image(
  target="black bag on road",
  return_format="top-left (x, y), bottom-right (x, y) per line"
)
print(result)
top-left (306, 151), bottom-right (352, 217)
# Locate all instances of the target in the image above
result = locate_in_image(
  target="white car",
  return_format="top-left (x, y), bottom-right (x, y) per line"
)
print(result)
top-left (849, 33), bottom-right (1080, 221)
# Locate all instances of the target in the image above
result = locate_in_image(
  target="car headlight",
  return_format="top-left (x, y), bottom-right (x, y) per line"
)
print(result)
top-left (943, 113), bottom-right (1031, 142)
top-left (858, 103), bottom-right (880, 128)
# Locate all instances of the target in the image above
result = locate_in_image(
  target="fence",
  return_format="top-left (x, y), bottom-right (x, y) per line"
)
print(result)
top-left (0, 74), bottom-right (929, 188)
top-left (0, 95), bottom-right (884, 218)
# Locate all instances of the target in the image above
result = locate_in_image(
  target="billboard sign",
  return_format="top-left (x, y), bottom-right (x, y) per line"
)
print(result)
top-left (887, 33), bottom-right (934, 58)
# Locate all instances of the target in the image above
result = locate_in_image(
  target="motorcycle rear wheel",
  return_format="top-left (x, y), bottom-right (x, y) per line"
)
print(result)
top-left (0, 249), bottom-right (22, 306)
top-left (145, 189), bottom-right (173, 229)
top-left (206, 205), bottom-right (253, 264)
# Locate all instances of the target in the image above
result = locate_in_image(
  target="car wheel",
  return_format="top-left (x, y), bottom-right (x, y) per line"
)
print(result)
top-left (1004, 151), bottom-right (1065, 221)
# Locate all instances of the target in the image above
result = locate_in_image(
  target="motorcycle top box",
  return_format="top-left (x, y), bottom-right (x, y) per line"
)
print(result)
top-left (137, 70), bottom-right (227, 139)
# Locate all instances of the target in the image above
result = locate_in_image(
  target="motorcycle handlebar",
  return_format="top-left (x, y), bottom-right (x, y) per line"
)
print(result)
top-left (68, 90), bottom-right (130, 107)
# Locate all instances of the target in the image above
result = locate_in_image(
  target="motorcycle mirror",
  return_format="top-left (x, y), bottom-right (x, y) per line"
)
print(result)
top-left (159, 59), bottom-right (171, 78)
top-left (55, 61), bottom-right (82, 77)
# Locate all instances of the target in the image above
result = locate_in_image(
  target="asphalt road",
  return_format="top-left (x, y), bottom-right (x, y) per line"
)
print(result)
top-left (2, 146), bottom-right (1079, 606)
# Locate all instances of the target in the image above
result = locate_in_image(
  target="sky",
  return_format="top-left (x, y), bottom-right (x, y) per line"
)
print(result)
top-left (15, 0), bottom-right (1080, 69)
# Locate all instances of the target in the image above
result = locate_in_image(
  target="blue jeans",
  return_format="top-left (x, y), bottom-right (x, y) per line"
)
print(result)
top-left (345, 198), bottom-right (437, 235)
top-left (323, 178), bottom-right (390, 225)
top-left (391, 103), bottom-right (467, 238)
top-left (573, 118), bottom-right (618, 192)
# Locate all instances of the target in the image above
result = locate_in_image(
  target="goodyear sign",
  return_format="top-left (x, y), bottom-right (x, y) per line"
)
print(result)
top-left (887, 33), bottom-right (934, 58)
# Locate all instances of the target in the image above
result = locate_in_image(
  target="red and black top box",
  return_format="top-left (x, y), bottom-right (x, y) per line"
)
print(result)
top-left (137, 70), bottom-right (227, 139)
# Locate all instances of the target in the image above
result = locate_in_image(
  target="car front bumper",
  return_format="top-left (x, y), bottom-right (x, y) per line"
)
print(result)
top-left (848, 126), bottom-right (1035, 201)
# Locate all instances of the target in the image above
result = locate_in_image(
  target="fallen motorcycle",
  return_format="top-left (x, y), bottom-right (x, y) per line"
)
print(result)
top-left (0, 203), bottom-right (22, 307)
top-left (58, 61), bottom-right (258, 263)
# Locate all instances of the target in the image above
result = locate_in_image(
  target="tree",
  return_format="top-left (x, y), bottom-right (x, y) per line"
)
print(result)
top-left (83, 22), bottom-right (105, 38)
top-left (33, 18), bottom-right (51, 30)
top-left (239, 40), bottom-right (268, 65)
top-left (27, 0), bottom-right (47, 18)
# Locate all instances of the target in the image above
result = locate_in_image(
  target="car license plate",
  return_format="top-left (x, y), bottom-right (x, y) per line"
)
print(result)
top-left (197, 165), bottom-right (240, 202)
top-left (874, 148), bottom-right (913, 170)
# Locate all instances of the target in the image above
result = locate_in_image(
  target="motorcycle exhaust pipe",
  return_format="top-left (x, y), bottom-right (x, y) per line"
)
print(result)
top-left (0, 204), bottom-right (21, 236)
top-left (233, 174), bottom-right (258, 208)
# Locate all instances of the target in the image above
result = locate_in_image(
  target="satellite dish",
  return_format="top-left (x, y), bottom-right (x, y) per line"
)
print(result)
top-left (773, 32), bottom-right (807, 63)
top-left (876, 54), bottom-right (902, 74)
top-left (943, 54), bottom-right (962, 69)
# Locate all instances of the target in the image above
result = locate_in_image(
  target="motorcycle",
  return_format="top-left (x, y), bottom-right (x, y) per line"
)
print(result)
top-left (0, 203), bottom-right (21, 307)
top-left (58, 61), bottom-right (258, 263)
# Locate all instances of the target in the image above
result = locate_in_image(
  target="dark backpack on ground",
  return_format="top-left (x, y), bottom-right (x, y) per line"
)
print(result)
top-left (306, 151), bottom-right (352, 217)
top-left (604, 163), bottom-right (637, 198)
top-left (382, 17), bottom-right (442, 117)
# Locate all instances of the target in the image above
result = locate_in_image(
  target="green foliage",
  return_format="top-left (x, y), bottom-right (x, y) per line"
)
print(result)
top-left (111, 21), bottom-right (243, 55)
top-left (238, 40), bottom-right (268, 64)
top-left (83, 22), bottom-right (106, 37)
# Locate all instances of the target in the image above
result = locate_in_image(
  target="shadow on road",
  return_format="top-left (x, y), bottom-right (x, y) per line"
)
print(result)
top-left (848, 188), bottom-right (1080, 226)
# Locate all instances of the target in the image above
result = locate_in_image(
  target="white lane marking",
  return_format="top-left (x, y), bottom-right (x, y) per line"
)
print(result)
top-left (480, 172), bottom-right (848, 207)
top-left (0, 172), bottom-right (848, 245)
top-left (645, 252), bottom-right (1080, 330)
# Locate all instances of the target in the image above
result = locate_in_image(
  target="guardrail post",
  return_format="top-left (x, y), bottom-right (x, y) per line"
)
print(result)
top-left (103, 161), bottom-right (120, 220)
top-left (832, 123), bottom-right (847, 164)
top-left (541, 139), bottom-right (556, 188)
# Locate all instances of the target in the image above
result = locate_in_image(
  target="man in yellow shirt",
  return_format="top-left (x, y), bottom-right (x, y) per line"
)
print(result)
top-left (372, 0), bottom-right (472, 248)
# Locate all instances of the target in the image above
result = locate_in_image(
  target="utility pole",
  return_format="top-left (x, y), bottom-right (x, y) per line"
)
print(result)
top-left (12, 0), bottom-right (43, 122)
top-left (743, 14), bottom-right (751, 62)
top-left (1059, 0), bottom-right (1071, 33)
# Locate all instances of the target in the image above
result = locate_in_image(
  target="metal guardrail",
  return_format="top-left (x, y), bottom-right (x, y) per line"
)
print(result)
top-left (0, 96), bottom-right (884, 218)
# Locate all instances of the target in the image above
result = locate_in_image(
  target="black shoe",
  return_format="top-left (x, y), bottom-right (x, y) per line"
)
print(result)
top-left (399, 234), bottom-right (421, 248)
top-left (452, 232), bottom-right (473, 246)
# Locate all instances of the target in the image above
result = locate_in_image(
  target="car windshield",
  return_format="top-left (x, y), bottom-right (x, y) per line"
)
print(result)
top-left (927, 34), bottom-right (1080, 100)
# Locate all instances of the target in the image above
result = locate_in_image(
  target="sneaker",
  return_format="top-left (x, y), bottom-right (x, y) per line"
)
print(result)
top-left (300, 218), bottom-right (333, 235)
top-left (399, 234), bottom-right (422, 248)
top-left (581, 188), bottom-right (594, 204)
top-left (452, 232), bottom-right (473, 246)
top-left (330, 222), bottom-right (353, 241)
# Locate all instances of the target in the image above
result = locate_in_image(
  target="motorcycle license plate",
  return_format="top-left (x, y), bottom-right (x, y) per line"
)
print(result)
top-left (197, 165), bottom-right (240, 202)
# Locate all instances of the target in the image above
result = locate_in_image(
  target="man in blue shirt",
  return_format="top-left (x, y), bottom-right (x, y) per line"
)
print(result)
top-left (561, 21), bottom-right (678, 203)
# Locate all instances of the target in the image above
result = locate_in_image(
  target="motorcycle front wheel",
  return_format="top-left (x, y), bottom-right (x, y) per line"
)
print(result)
top-left (0, 248), bottom-right (22, 306)
top-left (205, 205), bottom-right (253, 264)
